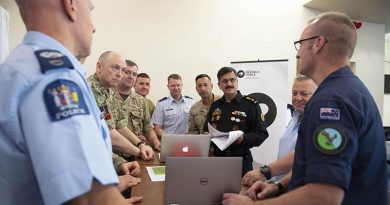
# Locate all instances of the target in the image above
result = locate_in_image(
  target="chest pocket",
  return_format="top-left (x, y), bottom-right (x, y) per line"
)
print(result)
top-left (129, 106), bottom-right (144, 136)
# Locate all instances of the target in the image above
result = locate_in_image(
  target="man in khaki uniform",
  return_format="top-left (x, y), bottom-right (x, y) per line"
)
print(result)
top-left (88, 51), bottom-right (154, 160)
top-left (134, 73), bottom-right (155, 117)
top-left (116, 60), bottom-right (161, 151)
top-left (188, 74), bottom-right (221, 134)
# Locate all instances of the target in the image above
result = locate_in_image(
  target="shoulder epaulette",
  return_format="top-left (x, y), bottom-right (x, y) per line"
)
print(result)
top-left (34, 49), bottom-right (74, 74)
top-left (184, 95), bottom-right (193, 99)
top-left (159, 97), bottom-right (168, 102)
top-left (243, 95), bottom-right (258, 104)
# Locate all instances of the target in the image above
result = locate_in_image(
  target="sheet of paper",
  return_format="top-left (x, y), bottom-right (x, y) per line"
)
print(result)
top-left (146, 166), bottom-right (165, 182)
top-left (208, 123), bottom-right (244, 151)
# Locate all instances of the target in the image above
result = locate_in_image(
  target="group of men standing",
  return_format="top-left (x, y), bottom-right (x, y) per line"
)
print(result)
top-left (0, 0), bottom-right (387, 203)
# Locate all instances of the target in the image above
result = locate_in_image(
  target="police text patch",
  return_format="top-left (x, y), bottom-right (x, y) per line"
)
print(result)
top-left (313, 124), bottom-right (347, 154)
top-left (320, 107), bottom-right (340, 120)
top-left (44, 79), bottom-right (90, 121)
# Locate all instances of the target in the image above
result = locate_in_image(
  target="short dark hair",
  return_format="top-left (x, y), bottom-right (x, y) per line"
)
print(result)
top-left (217, 67), bottom-right (237, 81)
top-left (126, 59), bottom-right (138, 67)
top-left (167, 74), bottom-right (182, 82)
top-left (195, 74), bottom-right (211, 82)
top-left (137, 73), bottom-right (150, 79)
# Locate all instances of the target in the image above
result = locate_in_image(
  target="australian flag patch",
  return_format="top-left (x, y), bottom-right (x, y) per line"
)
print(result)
top-left (320, 107), bottom-right (340, 121)
top-left (44, 79), bottom-right (90, 121)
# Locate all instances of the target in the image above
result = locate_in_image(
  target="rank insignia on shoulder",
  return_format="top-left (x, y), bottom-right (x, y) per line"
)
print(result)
top-left (159, 97), bottom-right (168, 102)
top-left (44, 79), bottom-right (90, 121)
top-left (244, 96), bottom-right (258, 103)
top-left (34, 49), bottom-right (74, 73)
top-left (319, 107), bottom-right (340, 121)
top-left (313, 124), bottom-right (347, 155)
top-left (184, 95), bottom-right (193, 99)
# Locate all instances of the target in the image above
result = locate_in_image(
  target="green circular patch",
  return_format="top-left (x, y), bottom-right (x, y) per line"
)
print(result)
top-left (313, 124), bottom-right (347, 154)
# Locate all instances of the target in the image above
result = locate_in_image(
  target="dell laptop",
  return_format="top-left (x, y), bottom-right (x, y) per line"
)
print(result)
top-left (164, 157), bottom-right (242, 205)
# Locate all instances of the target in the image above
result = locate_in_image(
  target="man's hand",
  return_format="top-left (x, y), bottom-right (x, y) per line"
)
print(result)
top-left (245, 181), bottom-right (278, 201)
top-left (222, 193), bottom-right (255, 205)
top-left (117, 175), bottom-right (141, 192)
top-left (119, 161), bottom-right (140, 176)
top-left (139, 144), bottom-right (154, 160)
top-left (138, 135), bottom-right (147, 142)
top-left (151, 138), bottom-right (161, 152)
top-left (242, 169), bottom-right (265, 186)
top-left (234, 135), bottom-right (244, 144)
top-left (126, 196), bottom-right (143, 204)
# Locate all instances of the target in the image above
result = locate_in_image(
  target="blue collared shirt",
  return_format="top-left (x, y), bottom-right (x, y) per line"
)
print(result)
top-left (152, 95), bottom-right (194, 134)
top-left (277, 111), bottom-right (300, 160)
top-left (0, 32), bottom-right (118, 205)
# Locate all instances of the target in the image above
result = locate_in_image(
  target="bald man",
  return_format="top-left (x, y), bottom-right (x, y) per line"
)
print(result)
top-left (0, 0), bottom-right (137, 204)
top-left (88, 51), bottom-right (154, 161)
top-left (222, 11), bottom-right (387, 205)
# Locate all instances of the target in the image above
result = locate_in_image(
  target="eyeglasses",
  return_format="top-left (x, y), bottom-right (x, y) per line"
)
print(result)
top-left (220, 78), bottom-right (237, 85)
top-left (293, 36), bottom-right (320, 51)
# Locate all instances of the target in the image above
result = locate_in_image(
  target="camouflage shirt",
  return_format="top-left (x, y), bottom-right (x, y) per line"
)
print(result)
top-left (146, 98), bottom-right (155, 117)
top-left (112, 153), bottom-right (127, 174)
top-left (87, 73), bottom-right (127, 130)
top-left (188, 94), bottom-right (221, 134)
top-left (116, 91), bottom-right (153, 136)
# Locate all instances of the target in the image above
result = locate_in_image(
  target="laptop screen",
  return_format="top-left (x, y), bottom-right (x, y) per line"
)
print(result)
top-left (160, 134), bottom-right (211, 162)
top-left (164, 157), bottom-right (242, 205)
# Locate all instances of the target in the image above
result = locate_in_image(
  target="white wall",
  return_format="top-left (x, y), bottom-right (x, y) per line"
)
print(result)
top-left (4, 0), bottom-right (387, 162)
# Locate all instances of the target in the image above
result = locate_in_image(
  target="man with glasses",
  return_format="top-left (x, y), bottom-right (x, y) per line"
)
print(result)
top-left (222, 12), bottom-right (387, 205)
top-left (88, 51), bottom-right (154, 161)
top-left (204, 67), bottom-right (268, 175)
top-left (152, 74), bottom-right (194, 137)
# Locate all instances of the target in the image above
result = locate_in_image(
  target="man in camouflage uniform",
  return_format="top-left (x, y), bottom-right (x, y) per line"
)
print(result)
top-left (116, 60), bottom-right (161, 151)
top-left (87, 51), bottom-right (154, 160)
top-left (188, 74), bottom-right (221, 134)
top-left (134, 73), bottom-right (155, 117)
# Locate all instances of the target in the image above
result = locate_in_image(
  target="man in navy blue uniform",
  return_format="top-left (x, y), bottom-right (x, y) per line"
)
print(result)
top-left (222, 12), bottom-right (387, 205)
top-left (204, 67), bottom-right (268, 175)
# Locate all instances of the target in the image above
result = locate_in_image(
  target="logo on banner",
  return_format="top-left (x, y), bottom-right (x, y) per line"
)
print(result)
top-left (236, 69), bottom-right (260, 79)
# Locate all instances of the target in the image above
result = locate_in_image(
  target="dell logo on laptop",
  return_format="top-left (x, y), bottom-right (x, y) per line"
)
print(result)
top-left (200, 177), bottom-right (208, 186)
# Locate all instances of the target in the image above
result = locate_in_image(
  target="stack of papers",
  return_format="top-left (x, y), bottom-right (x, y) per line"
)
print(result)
top-left (207, 123), bottom-right (243, 151)
top-left (146, 166), bottom-right (165, 181)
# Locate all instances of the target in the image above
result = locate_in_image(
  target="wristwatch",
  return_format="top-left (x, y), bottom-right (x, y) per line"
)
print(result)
top-left (136, 141), bottom-right (145, 148)
top-left (260, 165), bottom-right (272, 180)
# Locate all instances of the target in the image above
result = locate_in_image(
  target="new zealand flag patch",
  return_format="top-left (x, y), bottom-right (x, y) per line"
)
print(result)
top-left (44, 79), bottom-right (90, 121)
top-left (320, 107), bottom-right (340, 121)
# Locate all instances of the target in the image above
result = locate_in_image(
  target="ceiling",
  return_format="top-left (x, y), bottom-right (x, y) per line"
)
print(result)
top-left (304, 0), bottom-right (390, 33)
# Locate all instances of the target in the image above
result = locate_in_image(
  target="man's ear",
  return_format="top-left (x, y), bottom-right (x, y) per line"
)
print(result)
top-left (63, 0), bottom-right (77, 21)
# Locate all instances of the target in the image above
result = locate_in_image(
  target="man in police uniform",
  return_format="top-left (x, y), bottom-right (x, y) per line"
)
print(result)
top-left (116, 60), bottom-right (161, 151)
top-left (88, 51), bottom-right (154, 161)
top-left (134, 73), bottom-right (155, 116)
top-left (222, 12), bottom-right (387, 205)
top-left (0, 0), bottom-right (138, 204)
top-left (152, 74), bottom-right (194, 137)
top-left (188, 74), bottom-right (221, 134)
top-left (204, 67), bottom-right (268, 175)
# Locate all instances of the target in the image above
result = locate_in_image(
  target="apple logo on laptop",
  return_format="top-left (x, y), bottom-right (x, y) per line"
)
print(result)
top-left (182, 146), bottom-right (189, 153)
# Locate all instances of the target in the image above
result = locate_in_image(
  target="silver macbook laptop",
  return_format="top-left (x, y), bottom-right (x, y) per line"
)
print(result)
top-left (159, 134), bottom-right (211, 163)
top-left (164, 157), bottom-right (242, 205)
